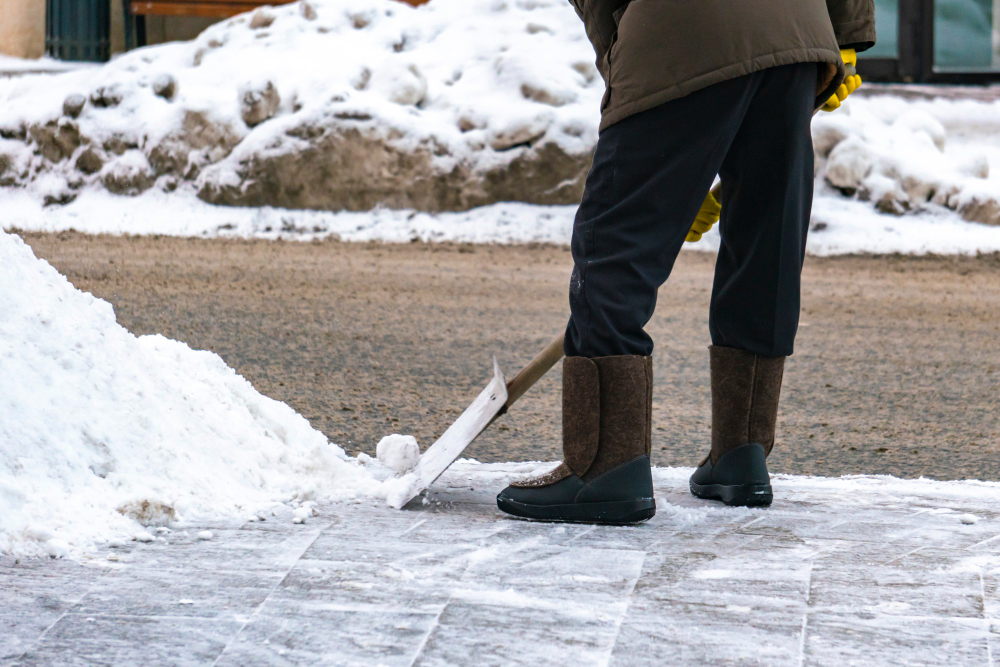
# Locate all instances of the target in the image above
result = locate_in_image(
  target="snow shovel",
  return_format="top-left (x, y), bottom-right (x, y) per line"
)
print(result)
top-left (387, 334), bottom-right (565, 508)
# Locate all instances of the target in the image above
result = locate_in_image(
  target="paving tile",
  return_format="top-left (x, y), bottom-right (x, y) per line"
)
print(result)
top-left (71, 565), bottom-right (284, 620)
top-left (803, 613), bottom-right (990, 666)
top-left (1, 599), bottom-right (74, 663)
top-left (415, 601), bottom-right (619, 666)
top-left (1, 559), bottom-right (105, 661)
top-left (13, 613), bottom-right (243, 666)
top-left (215, 606), bottom-right (438, 667)
top-left (6, 464), bottom-right (1000, 665)
top-left (272, 539), bottom-right (478, 613)
top-left (459, 543), bottom-right (646, 608)
top-left (611, 599), bottom-right (804, 667)
top-left (810, 559), bottom-right (984, 619)
top-left (108, 525), bottom-right (325, 574)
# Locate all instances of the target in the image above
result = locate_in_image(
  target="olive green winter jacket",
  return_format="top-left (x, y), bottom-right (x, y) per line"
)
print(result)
top-left (572, 0), bottom-right (876, 130)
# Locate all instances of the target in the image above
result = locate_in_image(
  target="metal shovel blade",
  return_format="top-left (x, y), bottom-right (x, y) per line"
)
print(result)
top-left (386, 357), bottom-right (508, 509)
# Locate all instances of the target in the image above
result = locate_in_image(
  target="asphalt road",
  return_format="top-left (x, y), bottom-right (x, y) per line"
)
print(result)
top-left (20, 231), bottom-right (1000, 481)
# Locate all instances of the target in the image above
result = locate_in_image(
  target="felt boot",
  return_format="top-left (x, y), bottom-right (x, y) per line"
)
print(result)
top-left (497, 355), bottom-right (656, 524)
top-left (689, 346), bottom-right (785, 507)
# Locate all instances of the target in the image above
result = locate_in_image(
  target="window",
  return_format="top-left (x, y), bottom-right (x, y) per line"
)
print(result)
top-left (870, 0), bottom-right (900, 58)
top-left (859, 0), bottom-right (1000, 82)
top-left (934, 0), bottom-right (998, 69)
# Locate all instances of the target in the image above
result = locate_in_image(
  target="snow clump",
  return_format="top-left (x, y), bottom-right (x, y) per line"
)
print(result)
top-left (376, 434), bottom-right (421, 473)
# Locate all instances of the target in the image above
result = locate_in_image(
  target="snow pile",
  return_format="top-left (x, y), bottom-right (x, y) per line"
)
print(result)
top-left (0, 0), bottom-right (599, 211)
top-left (814, 94), bottom-right (1000, 225)
top-left (0, 228), bottom-right (390, 558)
top-left (1, 0), bottom-right (1000, 247)
top-left (376, 434), bottom-right (420, 473)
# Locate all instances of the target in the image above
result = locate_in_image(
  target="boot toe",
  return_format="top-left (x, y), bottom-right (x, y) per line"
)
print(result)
top-left (497, 475), bottom-right (585, 508)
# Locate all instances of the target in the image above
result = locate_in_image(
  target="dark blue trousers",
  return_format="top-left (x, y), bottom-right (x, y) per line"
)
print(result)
top-left (565, 63), bottom-right (817, 359)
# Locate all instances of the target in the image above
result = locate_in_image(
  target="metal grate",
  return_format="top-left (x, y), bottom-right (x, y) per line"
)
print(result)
top-left (46, 0), bottom-right (112, 62)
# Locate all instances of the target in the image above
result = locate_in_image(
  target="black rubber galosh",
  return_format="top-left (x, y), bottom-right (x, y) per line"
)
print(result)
top-left (688, 442), bottom-right (773, 507)
top-left (496, 496), bottom-right (656, 525)
top-left (497, 455), bottom-right (657, 524)
top-left (689, 481), bottom-right (773, 507)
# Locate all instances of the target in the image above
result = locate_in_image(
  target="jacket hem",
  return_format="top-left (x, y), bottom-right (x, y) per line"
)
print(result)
top-left (598, 47), bottom-right (843, 132)
top-left (832, 18), bottom-right (877, 52)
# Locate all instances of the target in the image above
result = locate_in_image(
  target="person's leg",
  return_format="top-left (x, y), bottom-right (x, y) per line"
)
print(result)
top-left (499, 75), bottom-right (764, 523)
top-left (710, 64), bottom-right (817, 357)
top-left (564, 75), bottom-right (764, 358)
top-left (690, 63), bottom-right (817, 507)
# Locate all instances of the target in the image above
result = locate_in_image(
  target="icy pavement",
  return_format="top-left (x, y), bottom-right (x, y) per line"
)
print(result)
top-left (5, 462), bottom-right (1000, 666)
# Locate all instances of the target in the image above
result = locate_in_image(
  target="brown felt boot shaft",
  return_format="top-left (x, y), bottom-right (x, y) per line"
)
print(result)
top-left (562, 355), bottom-right (652, 480)
top-left (562, 356), bottom-right (601, 476)
top-left (710, 346), bottom-right (785, 465)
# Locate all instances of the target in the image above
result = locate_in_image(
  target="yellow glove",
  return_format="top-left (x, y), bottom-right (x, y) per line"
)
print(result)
top-left (686, 190), bottom-right (721, 243)
top-left (822, 48), bottom-right (861, 112)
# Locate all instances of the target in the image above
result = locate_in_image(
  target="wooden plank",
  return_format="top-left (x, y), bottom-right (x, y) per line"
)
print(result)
top-left (130, 0), bottom-right (294, 17)
top-left (131, 0), bottom-right (429, 16)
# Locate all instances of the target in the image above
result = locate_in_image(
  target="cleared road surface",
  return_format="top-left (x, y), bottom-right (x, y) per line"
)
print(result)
top-left (20, 232), bottom-right (1000, 481)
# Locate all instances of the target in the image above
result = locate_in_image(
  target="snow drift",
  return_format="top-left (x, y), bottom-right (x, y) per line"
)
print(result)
top-left (1, 0), bottom-right (1000, 243)
top-left (0, 0), bottom-right (601, 212)
top-left (0, 229), bottom-right (386, 558)
top-left (813, 95), bottom-right (1000, 225)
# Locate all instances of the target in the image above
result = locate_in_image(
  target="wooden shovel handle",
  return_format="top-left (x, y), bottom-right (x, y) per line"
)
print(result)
top-left (709, 180), bottom-right (723, 203)
top-left (503, 333), bottom-right (565, 411)
top-left (707, 64), bottom-right (856, 206)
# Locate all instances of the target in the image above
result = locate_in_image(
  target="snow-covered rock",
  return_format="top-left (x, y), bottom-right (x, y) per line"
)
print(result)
top-left (239, 79), bottom-right (281, 128)
top-left (824, 137), bottom-right (873, 192)
top-left (0, 228), bottom-right (388, 558)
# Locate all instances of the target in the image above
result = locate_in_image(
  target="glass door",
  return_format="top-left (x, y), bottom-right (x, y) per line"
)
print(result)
top-left (934, 0), bottom-right (998, 69)
top-left (860, 0), bottom-right (1000, 82)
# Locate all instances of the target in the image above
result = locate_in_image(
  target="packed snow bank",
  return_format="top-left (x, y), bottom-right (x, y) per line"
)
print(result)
top-left (0, 0), bottom-right (599, 212)
top-left (2, 0), bottom-right (1000, 245)
top-left (0, 228), bottom-right (396, 558)
top-left (6, 187), bottom-right (1000, 255)
top-left (814, 94), bottom-right (1000, 225)
top-left (376, 434), bottom-right (420, 473)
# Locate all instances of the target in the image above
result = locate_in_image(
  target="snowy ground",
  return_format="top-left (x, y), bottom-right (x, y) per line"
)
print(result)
top-left (5, 461), bottom-right (1000, 666)
top-left (6, 187), bottom-right (1000, 255)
